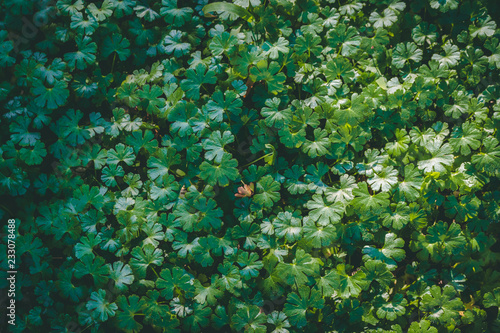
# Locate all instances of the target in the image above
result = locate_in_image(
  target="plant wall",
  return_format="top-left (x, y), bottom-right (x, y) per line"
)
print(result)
top-left (1, 0), bottom-right (500, 332)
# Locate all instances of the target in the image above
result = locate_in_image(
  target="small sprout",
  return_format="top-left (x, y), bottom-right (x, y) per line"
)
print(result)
top-left (235, 181), bottom-right (254, 198)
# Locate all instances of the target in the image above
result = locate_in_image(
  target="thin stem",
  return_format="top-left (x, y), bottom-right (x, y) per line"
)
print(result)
top-left (111, 53), bottom-right (117, 74)
top-left (93, 176), bottom-right (105, 187)
top-left (241, 153), bottom-right (273, 168)
top-left (80, 324), bottom-right (94, 333)
top-left (0, 204), bottom-right (14, 217)
top-left (151, 267), bottom-right (160, 279)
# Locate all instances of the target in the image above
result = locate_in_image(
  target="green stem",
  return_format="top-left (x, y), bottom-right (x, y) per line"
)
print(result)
top-left (0, 204), bottom-right (14, 217)
top-left (93, 176), bottom-right (105, 187)
top-left (241, 153), bottom-right (273, 168)
top-left (111, 53), bottom-right (117, 74)
top-left (80, 324), bottom-right (94, 333)
top-left (151, 267), bottom-right (159, 279)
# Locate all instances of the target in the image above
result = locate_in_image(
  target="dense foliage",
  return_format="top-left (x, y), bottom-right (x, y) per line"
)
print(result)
top-left (1, 0), bottom-right (500, 332)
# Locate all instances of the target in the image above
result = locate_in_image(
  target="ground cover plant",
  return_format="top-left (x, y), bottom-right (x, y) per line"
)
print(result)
top-left (1, 0), bottom-right (500, 332)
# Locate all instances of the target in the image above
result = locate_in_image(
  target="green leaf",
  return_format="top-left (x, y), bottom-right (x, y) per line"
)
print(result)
top-left (306, 194), bottom-right (344, 226)
top-left (315, 269), bottom-right (340, 297)
top-left (421, 285), bottom-right (464, 325)
top-left (147, 147), bottom-right (181, 182)
top-left (363, 233), bottom-right (406, 268)
top-left (431, 41), bottom-right (460, 68)
top-left (102, 34), bottom-right (130, 60)
top-left (294, 33), bottom-right (322, 57)
top-left (86, 289), bottom-right (117, 322)
top-left (9, 117), bottom-right (40, 146)
top-left (233, 305), bottom-right (267, 333)
top-left (369, 8), bottom-right (398, 29)
top-left (262, 37), bottom-right (289, 59)
top-left (184, 303), bottom-right (211, 332)
top-left (266, 311), bottom-right (290, 332)
top-left (212, 305), bottom-right (229, 329)
top-left (32, 79), bottom-right (69, 109)
top-left (284, 286), bottom-right (324, 328)
top-left (484, 287), bottom-right (500, 308)
top-left (351, 182), bottom-right (390, 214)
top-left (429, 0), bottom-right (458, 12)
top-left (130, 244), bottom-right (164, 279)
top-left (138, 84), bottom-right (166, 114)
top-left (324, 56), bottom-right (355, 83)
top-left (249, 60), bottom-right (286, 94)
top-left (368, 166), bottom-right (398, 192)
top-left (205, 89), bottom-right (242, 122)
top-left (203, 2), bottom-right (255, 23)
top-left (375, 294), bottom-right (407, 321)
top-left (180, 63), bottom-right (217, 100)
top-left (385, 128), bottom-right (410, 157)
top-left (303, 217), bottom-right (336, 248)
top-left (56, 270), bottom-right (84, 303)
top-left (163, 30), bottom-right (191, 57)
top-left (156, 267), bottom-right (195, 299)
top-left (237, 251), bottom-right (263, 280)
top-left (381, 202), bottom-right (411, 230)
top-left (470, 15), bottom-right (497, 38)
top-left (142, 290), bottom-right (179, 329)
top-left (75, 233), bottom-right (102, 259)
top-left (216, 262), bottom-right (243, 293)
top-left (101, 164), bottom-right (124, 187)
top-left (203, 130), bottom-right (234, 163)
top-left (199, 152), bottom-right (239, 186)
top-left (395, 164), bottom-right (423, 202)
top-left (253, 175), bottom-right (281, 208)
top-left (362, 260), bottom-right (393, 289)
top-left (209, 31), bottom-right (238, 56)
top-left (160, 0), bottom-right (194, 27)
top-left (261, 97), bottom-right (292, 129)
top-left (472, 136), bottom-right (500, 173)
top-left (408, 320), bottom-right (438, 333)
top-left (19, 141), bottom-right (47, 165)
top-left (335, 263), bottom-right (368, 299)
top-left (70, 12), bottom-right (99, 35)
top-left (276, 249), bottom-right (319, 286)
top-left (108, 261), bottom-right (134, 291)
top-left (273, 211), bottom-right (303, 242)
top-left (417, 139), bottom-right (454, 173)
top-left (410, 221), bottom-right (466, 263)
top-left (328, 24), bottom-right (361, 56)
top-left (116, 295), bottom-right (145, 333)
top-left (302, 128), bottom-right (331, 158)
top-left (194, 276), bottom-right (223, 305)
top-left (392, 42), bottom-right (423, 68)
top-left (88, 0), bottom-right (114, 21)
top-left (74, 255), bottom-right (109, 285)
top-left (126, 130), bottom-right (158, 154)
top-left (107, 143), bottom-right (135, 166)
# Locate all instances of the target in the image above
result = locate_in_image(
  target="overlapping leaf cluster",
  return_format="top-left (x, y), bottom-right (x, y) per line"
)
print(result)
top-left (1, 0), bottom-right (500, 332)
